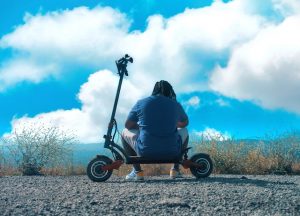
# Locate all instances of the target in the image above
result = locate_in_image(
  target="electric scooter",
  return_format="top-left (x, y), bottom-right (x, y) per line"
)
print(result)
top-left (87, 54), bottom-right (213, 182)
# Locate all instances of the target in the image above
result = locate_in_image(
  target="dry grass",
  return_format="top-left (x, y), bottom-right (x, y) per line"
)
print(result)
top-left (193, 131), bottom-right (300, 175)
top-left (292, 163), bottom-right (300, 174)
top-left (1, 131), bottom-right (300, 176)
top-left (0, 166), bottom-right (21, 176)
top-left (40, 165), bottom-right (87, 176)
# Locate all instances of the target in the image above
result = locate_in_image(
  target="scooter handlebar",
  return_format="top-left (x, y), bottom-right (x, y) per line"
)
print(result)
top-left (116, 54), bottom-right (133, 76)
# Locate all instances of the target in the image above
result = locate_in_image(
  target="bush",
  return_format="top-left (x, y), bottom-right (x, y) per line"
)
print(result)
top-left (266, 131), bottom-right (300, 174)
top-left (0, 146), bottom-right (4, 176)
top-left (2, 122), bottom-right (77, 176)
top-left (192, 135), bottom-right (245, 174)
top-left (193, 131), bottom-right (300, 175)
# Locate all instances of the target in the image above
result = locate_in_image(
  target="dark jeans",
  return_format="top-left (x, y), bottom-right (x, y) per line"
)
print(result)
top-left (121, 137), bottom-right (141, 171)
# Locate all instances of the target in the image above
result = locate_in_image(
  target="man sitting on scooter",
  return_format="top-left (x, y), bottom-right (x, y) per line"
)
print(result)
top-left (122, 80), bottom-right (189, 180)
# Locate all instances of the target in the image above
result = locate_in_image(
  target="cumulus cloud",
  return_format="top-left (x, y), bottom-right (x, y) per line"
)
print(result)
top-left (185, 96), bottom-right (201, 109)
top-left (210, 14), bottom-right (300, 114)
top-left (1, 7), bottom-right (128, 63)
top-left (215, 98), bottom-right (230, 107)
top-left (273, 0), bottom-right (300, 16)
top-left (0, 1), bottom-right (267, 92)
top-left (0, 7), bottom-right (128, 90)
top-left (7, 70), bottom-right (142, 143)
top-left (194, 127), bottom-right (231, 141)
top-left (0, 59), bottom-right (57, 91)
top-left (2, 0), bottom-right (300, 142)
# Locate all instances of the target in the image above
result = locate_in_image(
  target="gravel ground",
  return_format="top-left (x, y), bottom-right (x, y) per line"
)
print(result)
top-left (0, 174), bottom-right (299, 216)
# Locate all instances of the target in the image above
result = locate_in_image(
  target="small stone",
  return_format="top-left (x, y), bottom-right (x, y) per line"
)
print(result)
top-left (90, 201), bottom-right (98, 205)
top-left (214, 206), bottom-right (223, 211)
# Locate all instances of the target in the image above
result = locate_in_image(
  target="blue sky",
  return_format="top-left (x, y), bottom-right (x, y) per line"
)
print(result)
top-left (1, 0), bottom-right (300, 143)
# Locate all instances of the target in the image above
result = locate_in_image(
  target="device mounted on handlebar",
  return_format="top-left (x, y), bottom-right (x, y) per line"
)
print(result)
top-left (116, 54), bottom-right (133, 76)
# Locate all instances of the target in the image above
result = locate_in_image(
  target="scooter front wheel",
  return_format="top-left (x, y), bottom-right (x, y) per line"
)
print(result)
top-left (87, 155), bottom-right (113, 182)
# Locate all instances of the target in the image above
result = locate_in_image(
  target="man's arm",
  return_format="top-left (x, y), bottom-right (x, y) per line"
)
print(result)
top-left (125, 120), bottom-right (139, 130)
top-left (125, 101), bottom-right (139, 129)
top-left (177, 102), bottom-right (189, 128)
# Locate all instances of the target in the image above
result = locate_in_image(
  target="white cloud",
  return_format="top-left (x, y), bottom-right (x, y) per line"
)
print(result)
top-left (194, 127), bottom-right (231, 141)
top-left (0, 7), bottom-right (129, 91)
top-left (185, 96), bottom-right (201, 109)
top-left (215, 98), bottom-right (230, 107)
top-left (2, 0), bottom-right (300, 142)
top-left (7, 70), bottom-right (142, 143)
top-left (210, 14), bottom-right (300, 114)
top-left (0, 1), bottom-right (267, 92)
top-left (1, 7), bottom-right (128, 63)
top-left (273, 0), bottom-right (300, 16)
top-left (7, 109), bottom-right (93, 141)
top-left (0, 59), bottom-right (57, 91)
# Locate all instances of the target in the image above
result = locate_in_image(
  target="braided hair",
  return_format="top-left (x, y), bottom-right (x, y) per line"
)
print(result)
top-left (152, 80), bottom-right (176, 100)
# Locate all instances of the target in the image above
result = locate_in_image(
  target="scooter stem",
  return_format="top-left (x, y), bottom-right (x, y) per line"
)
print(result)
top-left (104, 55), bottom-right (133, 148)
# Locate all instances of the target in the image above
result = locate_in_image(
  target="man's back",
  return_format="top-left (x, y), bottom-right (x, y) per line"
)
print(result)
top-left (127, 95), bottom-right (187, 158)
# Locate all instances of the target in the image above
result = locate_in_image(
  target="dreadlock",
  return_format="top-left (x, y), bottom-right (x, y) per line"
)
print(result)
top-left (152, 80), bottom-right (176, 100)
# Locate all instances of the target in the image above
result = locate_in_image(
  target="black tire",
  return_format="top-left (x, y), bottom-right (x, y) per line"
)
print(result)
top-left (87, 155), bottom-right (113, 182)
top-left (190, 153), bottom-right (213, 178)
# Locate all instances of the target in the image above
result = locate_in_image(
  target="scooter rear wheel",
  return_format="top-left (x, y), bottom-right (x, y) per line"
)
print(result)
top-left (190, 153), bottom-right (213, 178)
top-left (87, 155), bottom-right (113, 182)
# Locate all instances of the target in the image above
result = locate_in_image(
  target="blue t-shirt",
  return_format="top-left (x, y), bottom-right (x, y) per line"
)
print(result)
top-left (127, 95), bottom-right (188, 159)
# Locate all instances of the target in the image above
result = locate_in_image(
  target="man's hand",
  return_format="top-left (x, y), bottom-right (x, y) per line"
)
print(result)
top-left (125, 120), bottom-right (139, 129)
top-left (177, 119), bottom-right (189, 128)
top-left (108, 121), bottom-right (114, 129)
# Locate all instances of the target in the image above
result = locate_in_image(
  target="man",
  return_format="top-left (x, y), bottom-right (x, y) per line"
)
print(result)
top-left (121, 80), bottom-right (189, 180)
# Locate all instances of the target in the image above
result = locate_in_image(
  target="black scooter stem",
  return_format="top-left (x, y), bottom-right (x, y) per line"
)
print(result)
top-left (104, 55), bottom-right (133, 148)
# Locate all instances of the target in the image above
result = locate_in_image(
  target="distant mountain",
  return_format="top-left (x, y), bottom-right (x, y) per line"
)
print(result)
top-left (0, 143), bottom-right (112, 166)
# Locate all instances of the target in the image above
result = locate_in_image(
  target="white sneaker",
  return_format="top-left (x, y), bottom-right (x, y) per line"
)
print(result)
top-left (125, 169), bottom-right (144, 181)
